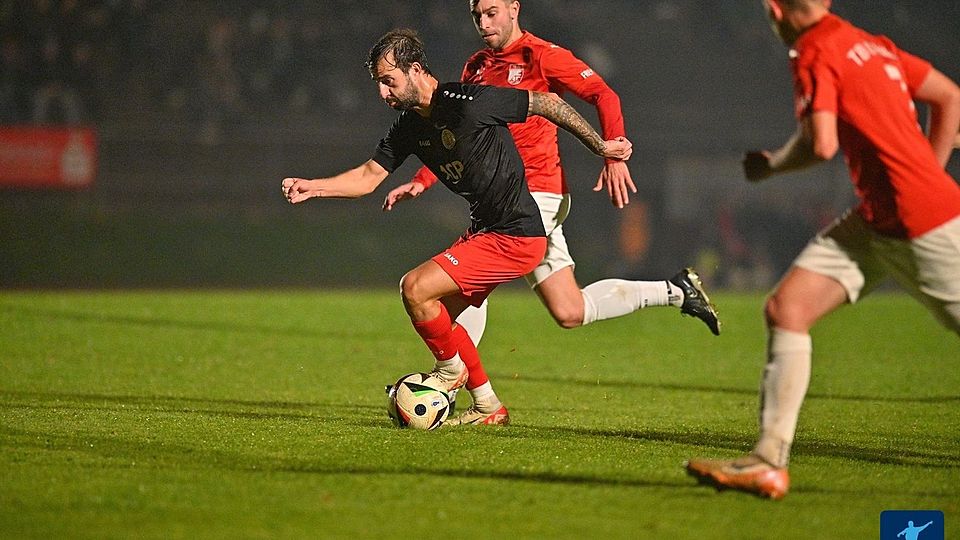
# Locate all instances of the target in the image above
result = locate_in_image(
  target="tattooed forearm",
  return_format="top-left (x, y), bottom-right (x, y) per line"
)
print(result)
top-left (529, 91), bottom-right (606, 156)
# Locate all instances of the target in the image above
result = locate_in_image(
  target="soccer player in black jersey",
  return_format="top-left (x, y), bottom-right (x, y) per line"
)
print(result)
top-left (281, 29), bottom-right (631, 425)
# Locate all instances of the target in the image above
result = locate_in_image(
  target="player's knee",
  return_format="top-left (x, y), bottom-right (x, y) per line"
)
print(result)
top-left (764, 293), bottom-right (809, 331)
top-left (399, 271), bottom-right (429, 309)
top-left (550, 304), bottom-right (584, 329)
top-left (763, 294), bottom-right (784, 327)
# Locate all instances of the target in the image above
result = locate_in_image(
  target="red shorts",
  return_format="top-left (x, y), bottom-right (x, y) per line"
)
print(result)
top-left (431, 231), bottom-right (547, 307)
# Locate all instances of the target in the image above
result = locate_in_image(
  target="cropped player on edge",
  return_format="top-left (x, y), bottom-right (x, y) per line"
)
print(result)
top-left (685, 0), bottom-right (960, 499)
top-left (282, 29), bottom-right (631, 426)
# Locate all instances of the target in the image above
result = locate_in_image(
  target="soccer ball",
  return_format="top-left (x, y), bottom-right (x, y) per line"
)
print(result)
top-left (386, 373), bottom-right (451, 430)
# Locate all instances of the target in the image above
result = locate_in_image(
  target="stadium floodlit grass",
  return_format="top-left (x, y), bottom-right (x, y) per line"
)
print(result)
top-left (1, 289), bottom-right (957, 539)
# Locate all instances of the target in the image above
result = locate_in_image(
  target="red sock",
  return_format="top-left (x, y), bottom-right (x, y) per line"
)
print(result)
top-left (452, 324), bottom-right (489, 390)
top-left (412, 305), bottom-right (490, 389)
top-left (411, 304), bottom-right (458, 361)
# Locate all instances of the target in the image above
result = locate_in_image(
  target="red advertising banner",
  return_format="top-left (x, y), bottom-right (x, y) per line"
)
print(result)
top-left (0, 126), bottom-right (98, 189)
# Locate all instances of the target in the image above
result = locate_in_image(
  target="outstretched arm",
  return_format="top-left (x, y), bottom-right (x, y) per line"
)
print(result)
top-left (382, 165), bottom-right (437, 211)
top-left (528, 91), bottom-right (632, 161)
top-left (743, 112), bottom-right (836, 181)
top-left (539, 48), bottom-right (637, 207)
top-left (282, 159), bottom-right (389, 204)
top-left (588, 81), bottom-right (637, 208)
top-left (382, 180), bottom-right (425, 211)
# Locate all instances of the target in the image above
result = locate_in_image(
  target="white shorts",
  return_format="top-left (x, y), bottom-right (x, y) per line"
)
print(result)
top-left (524, 192), bottom-right (574, 287)
top-left (793, 210), bottom-right (960, 333)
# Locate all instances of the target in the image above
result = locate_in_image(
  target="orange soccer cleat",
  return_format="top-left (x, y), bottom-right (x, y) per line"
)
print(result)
top-left (685, 454), bottom-right (790, 500)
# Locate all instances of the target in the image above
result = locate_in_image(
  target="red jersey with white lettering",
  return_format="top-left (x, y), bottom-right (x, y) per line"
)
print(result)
top-left (413, 31), bottom-right (625, 194)
top-left (792, 14), bottom-right (960, 238)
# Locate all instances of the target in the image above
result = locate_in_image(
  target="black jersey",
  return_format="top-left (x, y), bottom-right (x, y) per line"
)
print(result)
top-left (372, 82), bottom-right (545, 237)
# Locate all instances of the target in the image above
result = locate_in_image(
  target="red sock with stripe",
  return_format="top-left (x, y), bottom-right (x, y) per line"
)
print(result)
top-left (451, 324), bottom-right (489, 390)
top-left (411, 304), bottom-right (490, 390)
top-left (412, 304), bottom-right (458, 361)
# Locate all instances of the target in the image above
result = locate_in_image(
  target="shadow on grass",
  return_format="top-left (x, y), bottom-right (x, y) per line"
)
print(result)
top-left (0, 390), bottom-right (383, 422)
top-left (4, 390), bottom-right (957, 474)
top-left (0, 422), bottom-right (698, 492)
top-left (0, 303), bottom-right (379, 339)
top-left (2, 423), bottom-right (954, 499)
top-left (512, 424), bottom-right (960, 469)
top-left (494, 373), bottom-right (960, 404)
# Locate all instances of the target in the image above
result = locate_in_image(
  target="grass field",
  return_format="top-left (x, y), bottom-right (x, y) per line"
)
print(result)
top-left (1, 289), bottom-right (957, 539)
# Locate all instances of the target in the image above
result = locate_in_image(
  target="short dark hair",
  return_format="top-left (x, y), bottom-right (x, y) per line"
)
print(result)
top-left (774, 0), bottom-right (824, 11)
top-left (366, 28), bottom-right (431, 79)
top-left (470, 0), bottom-right (517, 10)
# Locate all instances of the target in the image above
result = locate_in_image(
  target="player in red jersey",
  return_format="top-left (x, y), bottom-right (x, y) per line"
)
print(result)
top-left (282, 29), bottom-right (631, 426)
top-left (383, 0), bottom-right (720, 385)
top-left (686, 0), bottom-right (960, 500)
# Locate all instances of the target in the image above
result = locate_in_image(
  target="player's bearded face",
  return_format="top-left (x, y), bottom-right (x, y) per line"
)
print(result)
top-left (385, 72), bottom-right (420, 111)
top-left (375, 56), bottom-right (421, 111)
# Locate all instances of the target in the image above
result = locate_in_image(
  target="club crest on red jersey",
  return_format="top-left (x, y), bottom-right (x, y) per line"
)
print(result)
top-left (507, 64), bottom-right (524, 85)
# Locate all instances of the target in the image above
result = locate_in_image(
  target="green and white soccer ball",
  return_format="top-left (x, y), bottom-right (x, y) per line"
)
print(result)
top-left (386, 373), bottom-right (451, 430)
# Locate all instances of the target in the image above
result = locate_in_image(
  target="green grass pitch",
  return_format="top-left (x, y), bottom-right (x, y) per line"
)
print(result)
top-left (1, 289), bottom-right (957, 538)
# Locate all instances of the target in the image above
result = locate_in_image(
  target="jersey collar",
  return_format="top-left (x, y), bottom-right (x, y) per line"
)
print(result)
top-left (793, 13), bottom-right (841, 53)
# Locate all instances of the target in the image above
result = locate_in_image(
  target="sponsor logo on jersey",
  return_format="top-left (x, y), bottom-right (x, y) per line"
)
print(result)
top-left (508, 64), bottom-right (524, 85)
top-left (441, 129), bottom-right (457, 150)
top-left (443, 252), bottom-right (459, 266)
top-left (580, 68), bottom-right (594, 79)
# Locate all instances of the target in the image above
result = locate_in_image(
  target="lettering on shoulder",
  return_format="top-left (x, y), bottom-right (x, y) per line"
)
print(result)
top-left (846, 40), bottom-right (896, 67)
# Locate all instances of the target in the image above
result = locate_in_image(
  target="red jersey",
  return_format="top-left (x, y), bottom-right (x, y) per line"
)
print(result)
top-left (792, 14), bottom-right (960, 238)
top-left (413, 31), bottom-right (626, 195)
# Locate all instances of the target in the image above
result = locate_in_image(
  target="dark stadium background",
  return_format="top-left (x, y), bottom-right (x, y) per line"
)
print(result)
top-left (2, 0), bottom-right (958, 289)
